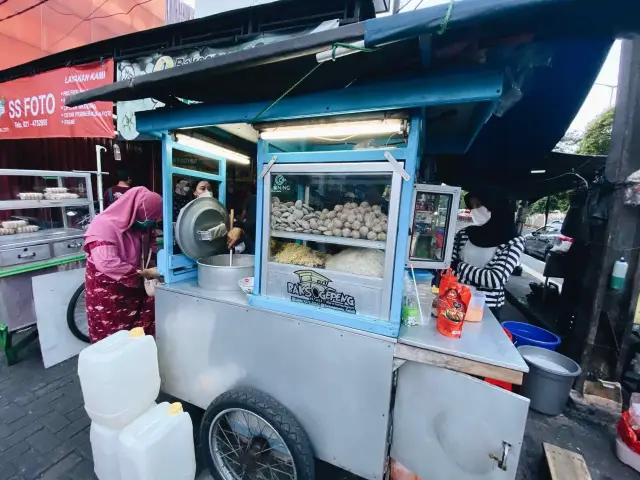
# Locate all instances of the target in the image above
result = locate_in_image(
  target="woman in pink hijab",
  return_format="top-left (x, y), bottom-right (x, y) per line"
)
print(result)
top-left (83, 187), bottom-right (163, 343)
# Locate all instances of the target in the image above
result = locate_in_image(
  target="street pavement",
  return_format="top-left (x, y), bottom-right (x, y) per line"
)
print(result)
top-left (520, 252), bottom-right (564, 290)
top-left (1, 324), bottom-right (637, 479)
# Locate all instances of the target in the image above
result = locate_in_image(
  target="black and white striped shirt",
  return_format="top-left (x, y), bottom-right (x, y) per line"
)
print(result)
top-left (451, 229), bottom-right (525, 308)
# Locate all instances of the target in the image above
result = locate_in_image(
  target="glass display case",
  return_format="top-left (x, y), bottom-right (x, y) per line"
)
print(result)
top-left (0, 169), bottom-right (95, 271)
top-left (260, 162), bottom-right (402, 321)
top-left (406, 184), bottom-right (461, 270)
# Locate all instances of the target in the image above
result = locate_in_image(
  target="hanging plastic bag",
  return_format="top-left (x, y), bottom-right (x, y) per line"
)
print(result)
top-left (618, 411), bottom-right (640, 455)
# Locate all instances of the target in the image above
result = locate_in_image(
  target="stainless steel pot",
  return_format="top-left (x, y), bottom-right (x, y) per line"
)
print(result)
top-left (197, 254), bottom-right (255, 291)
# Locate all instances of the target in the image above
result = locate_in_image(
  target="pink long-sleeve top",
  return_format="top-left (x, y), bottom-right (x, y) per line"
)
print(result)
top-left (86, 241), bottom-right (140, 287)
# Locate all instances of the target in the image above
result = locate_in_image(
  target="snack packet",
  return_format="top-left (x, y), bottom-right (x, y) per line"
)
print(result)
top-left (436, 279), bottom-right (471, 339)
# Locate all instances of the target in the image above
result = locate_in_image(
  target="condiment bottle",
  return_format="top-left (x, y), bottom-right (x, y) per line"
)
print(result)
top-left (611, 257), bottom-right (628, 290)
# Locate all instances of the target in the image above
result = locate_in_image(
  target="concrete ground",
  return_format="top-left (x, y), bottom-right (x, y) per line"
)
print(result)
top-left (1, 329), bottom-right (639, 479)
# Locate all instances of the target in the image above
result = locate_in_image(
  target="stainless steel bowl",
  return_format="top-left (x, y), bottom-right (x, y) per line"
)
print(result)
top-left (197, 254), bottom-right (255, 291)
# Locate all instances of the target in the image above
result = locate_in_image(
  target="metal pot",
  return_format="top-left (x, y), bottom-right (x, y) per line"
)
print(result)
top-left (197, 254), bottom-right (255, 291)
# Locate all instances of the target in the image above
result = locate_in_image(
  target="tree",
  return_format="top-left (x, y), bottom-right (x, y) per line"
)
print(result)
top-left (529, 192), bottom-right (571, 214)
top-left (459, 190), bottom-right (468, 209)
top-left (554, 130), bottom-right (583, 153)
top-left (578, 106), bottom-right (615, 156)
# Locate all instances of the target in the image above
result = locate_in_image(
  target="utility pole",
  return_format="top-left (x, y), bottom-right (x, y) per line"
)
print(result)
top-left (564, 37), bottom-right (640, 390)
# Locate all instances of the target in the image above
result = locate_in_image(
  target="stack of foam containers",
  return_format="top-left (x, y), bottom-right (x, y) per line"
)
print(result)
top-left (79, 328), bottom-right (196, 479)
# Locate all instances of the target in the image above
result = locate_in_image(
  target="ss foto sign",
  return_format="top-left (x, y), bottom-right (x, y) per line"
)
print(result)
top-left (0, 60), bottom-right (114, 139)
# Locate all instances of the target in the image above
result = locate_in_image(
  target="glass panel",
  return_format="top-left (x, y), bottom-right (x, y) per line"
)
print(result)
top-left (172, 147), bottom-right (220, 175)
top-left (0, 174), bottom-right (91, 234)
top-left (268, 171), bottom-right (392, 278)
top-left (409, 191), bottom-right (453, 263)
top-left (62, 205), bottom-right (92, 231)
top-left (171, 174), bottom-right (219, 223)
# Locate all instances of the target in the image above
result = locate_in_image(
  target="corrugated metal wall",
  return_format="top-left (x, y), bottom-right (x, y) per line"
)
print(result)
top-left (0, 138), bottom-right (161, 194)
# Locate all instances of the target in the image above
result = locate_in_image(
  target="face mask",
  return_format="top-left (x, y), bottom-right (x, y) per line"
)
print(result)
top-left (470, 206), bottom-right (491, 226)
top-left (134, 220), bottom-right (156, 229)
top-left (199, 191), bottom-right (213, 198)
top-left (134, 199), bottom-right (156, 229)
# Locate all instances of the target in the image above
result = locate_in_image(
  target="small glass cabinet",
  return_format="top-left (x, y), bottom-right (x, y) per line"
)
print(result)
top-left (406, 184), bottom-right (461, 270)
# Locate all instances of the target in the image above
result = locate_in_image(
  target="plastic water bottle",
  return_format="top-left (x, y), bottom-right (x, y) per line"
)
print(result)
top-left (611, 257), bottom-right (628, 290)
top-left (402, 273), bottom-right (420, 326)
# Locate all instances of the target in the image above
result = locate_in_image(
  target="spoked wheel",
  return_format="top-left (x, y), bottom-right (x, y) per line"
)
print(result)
top-left (66, 283), bottom-right (90, 343)
top-left (201, 389), bottom-right (315, 480)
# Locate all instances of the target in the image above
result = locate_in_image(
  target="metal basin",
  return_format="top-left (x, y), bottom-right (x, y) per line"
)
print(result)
top-left (197, 254), bottom-right (255, 291)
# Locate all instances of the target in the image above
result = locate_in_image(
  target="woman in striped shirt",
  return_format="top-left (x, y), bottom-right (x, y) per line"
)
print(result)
top-left (451, 192), bottom-right (525, 320)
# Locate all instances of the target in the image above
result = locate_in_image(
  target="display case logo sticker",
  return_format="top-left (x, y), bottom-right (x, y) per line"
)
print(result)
top-left (287, 270), bottom-right (356, 314)
top-left (272, 175), bottom-right (291, 193)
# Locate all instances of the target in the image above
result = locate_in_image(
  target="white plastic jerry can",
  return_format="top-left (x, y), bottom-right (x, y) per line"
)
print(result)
top-left (118, 402), bottom-right (196, 480)
top-left (90, 422), bottom-right (122, 480)
top-left (78, 328), bottom-right (160, 429)
top-left (90, 403), bottom-right (157, 480)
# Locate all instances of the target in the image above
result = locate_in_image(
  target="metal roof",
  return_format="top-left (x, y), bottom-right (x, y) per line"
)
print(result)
top-left (64, 0), bottom-right (638, 197)
top-left (67, 0), bottom-right (640, 108)
top-left (0, 0), bottom-right (376, 84)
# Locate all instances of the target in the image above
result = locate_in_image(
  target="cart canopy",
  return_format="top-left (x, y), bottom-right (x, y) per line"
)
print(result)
top-left (66, 0), bottom-right (638, 199)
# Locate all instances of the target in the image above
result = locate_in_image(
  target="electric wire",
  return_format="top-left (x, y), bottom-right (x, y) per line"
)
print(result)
top-left (0, 0), bottom-right (50, 23)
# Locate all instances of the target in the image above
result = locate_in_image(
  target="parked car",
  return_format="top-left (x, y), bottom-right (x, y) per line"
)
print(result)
top-left (523, 222), bottom-right (573, 260)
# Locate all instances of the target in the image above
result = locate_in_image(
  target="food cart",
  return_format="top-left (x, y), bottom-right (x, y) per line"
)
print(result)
top-left (125, 101), bottom-right (530, 479)
top-left (0, 169), bottom-right (95, 364)
top-left (148, 112), bottom-right (530, 480)
top-left (66, 1), bottom-right (620, 477)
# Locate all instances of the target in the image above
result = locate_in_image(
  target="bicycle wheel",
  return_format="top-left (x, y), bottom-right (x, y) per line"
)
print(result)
top-left (201, 388), bottom-right (315, 480)
top-left (67, 284), bottom-right (90, 343)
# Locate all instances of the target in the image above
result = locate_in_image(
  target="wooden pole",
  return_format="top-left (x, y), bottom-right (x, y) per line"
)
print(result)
top-left (566, 37), bottom-right (640, 390)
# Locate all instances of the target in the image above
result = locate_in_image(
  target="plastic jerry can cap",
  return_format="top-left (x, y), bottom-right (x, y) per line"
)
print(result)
top-left (130, 327), bottom-right (145, 338)
top-left (168, 402), bottom-right (183, 415)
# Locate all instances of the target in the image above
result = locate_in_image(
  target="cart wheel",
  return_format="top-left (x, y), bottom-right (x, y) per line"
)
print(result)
top-left (66, 284), bottom-right (90, 343)
top-left (201, 388), bottom-right (315, 480)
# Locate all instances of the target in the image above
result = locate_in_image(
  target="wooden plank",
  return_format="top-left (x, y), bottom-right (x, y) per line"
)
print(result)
top-left (543, 442), bottom-right (592, 480)
top-left (393, 343), bottom-right (523, 386)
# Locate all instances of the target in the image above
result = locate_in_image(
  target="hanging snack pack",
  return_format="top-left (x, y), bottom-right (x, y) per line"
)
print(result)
top-left (436, 270), bottom-right (471, 339)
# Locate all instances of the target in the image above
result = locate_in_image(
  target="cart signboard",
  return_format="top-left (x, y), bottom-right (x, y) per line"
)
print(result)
top-left (267, 263), bottom-right (384, 319)
top-left (287, 269), bottom-right (357, 314)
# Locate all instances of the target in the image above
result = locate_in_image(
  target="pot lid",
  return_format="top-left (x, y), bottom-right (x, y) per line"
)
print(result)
top-left (175, 196), bottom-right (229, 261)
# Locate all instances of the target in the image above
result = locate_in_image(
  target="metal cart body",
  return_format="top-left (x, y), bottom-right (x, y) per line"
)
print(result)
top-left (156, 281), bottom-right (394, 480)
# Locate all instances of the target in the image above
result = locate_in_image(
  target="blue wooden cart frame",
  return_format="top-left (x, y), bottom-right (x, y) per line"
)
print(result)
top-left (143, 70), bottom-right (504, 337)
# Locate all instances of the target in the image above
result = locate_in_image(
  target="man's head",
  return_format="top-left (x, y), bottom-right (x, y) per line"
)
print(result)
top-left (116, 169), bottom-right (133, 187)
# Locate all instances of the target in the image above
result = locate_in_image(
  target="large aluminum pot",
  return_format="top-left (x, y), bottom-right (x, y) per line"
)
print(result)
top-left (197, 254), bottom-right (255, 291)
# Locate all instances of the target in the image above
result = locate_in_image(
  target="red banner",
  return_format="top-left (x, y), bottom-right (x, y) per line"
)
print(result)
top-left (0, 60), bottom-right (114, 139)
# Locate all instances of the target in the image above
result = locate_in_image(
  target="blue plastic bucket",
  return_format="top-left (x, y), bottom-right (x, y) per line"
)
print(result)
top-left (502, 321), bottom-right (561, 351)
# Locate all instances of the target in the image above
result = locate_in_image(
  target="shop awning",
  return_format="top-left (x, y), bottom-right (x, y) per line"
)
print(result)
top-left (66, 0), bottom-right (639, 108)
top-left (437, 152), bottom-right (607, 200)
top-left (65, 0), bottom-right (633, 198)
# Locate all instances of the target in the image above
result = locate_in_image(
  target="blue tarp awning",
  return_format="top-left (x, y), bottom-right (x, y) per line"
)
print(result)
top-left (65, 0), bottom-right (640, 195)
